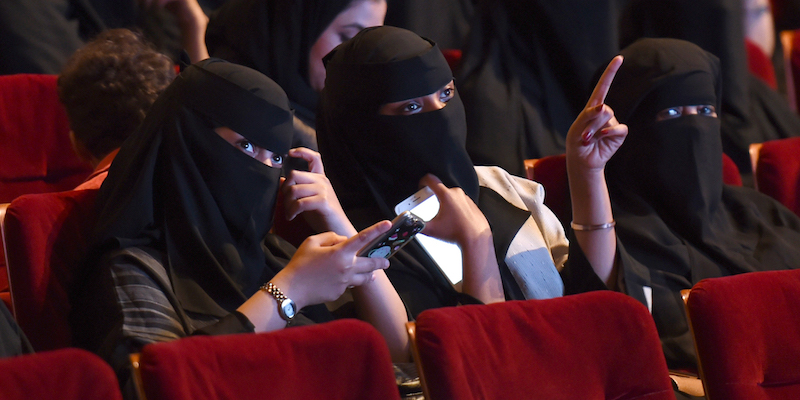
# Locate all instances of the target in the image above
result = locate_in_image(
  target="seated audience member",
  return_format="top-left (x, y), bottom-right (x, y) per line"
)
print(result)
top-left (70, 59), bottom-right (408, 393)
top-left (620, 0), bottom-right (800, 175)
top-left (57, 29), bottom-right (176, 190)
top-left (318, 26), bottom-right (627, 314)
top-left (568, 37), bottom-right (800, 371)
top-left (205, 0), bottom-right (387, 153)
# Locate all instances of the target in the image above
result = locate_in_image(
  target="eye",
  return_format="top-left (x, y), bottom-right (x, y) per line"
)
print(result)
top-left (238, 140), bottom-right (256, 155)
top-left (271, 153), bottom-right (284, 166)
top-left (656, 107), bottom-right (682, 121)
top-left (698, 105), bottom-right (717, 117)
top-left (440, 86), bottom-right (455, 103)
top-left (402, 102), bottom-right (422, 114)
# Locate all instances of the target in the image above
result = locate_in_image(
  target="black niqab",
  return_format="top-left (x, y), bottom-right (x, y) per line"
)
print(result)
top-left (620, 0), bottom-right (800, 173)
top-left (319, 26), bottom-right (477, 219)
top-left (318, 26), bottom-right (530, 315)
top-left (605, 38), bottom-right (800, 369)
top-left (90, 58), bottom-right (294, 317)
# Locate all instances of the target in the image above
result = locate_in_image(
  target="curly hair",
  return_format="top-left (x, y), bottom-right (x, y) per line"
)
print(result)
top-left (58, 29), bottom-right (176, 161)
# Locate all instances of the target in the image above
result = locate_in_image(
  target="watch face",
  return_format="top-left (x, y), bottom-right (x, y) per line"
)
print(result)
top-left (280, 299), bottom-right (297, 320)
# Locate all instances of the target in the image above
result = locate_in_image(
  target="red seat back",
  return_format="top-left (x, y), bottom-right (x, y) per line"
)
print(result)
top-left (3, 189), bottom-right (98, 351)
top-left (0, 74), bottom-right (93, 317)
top-left (0, 348), bottom-right (122, 400)
top-left (686, 269), bottom-right (800, 400)
top-left (752, 136), bottom-right (800, 216)
top-left (0, 74), bottom-right (93, 202)
top-left (138, 319), bottom-right (401, 400)
top-left (745, 38), bottom-right (778, 90)
top-left (413, 292), bottom-right (674, 400)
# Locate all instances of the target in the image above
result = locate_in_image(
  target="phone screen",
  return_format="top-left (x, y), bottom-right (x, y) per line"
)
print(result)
top-left (395, 187), bottom-right (463, 286)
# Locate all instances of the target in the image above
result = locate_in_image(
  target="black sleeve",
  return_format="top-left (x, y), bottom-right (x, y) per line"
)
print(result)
top-left (193, 311), bottom-right (254, 335)
top-left (561, 230), bottom-right (613, 295)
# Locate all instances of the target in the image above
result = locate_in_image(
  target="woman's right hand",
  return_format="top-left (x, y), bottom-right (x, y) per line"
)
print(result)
top-left (271, 220), bottom-right (391, 309)
top-left (418, 174), bottom-right (503, 303)
top-left (418, 174), bottom-right (492, 247)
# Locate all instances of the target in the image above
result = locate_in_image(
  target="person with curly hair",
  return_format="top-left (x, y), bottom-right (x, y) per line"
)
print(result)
top-left (57, 28), bottom-right (176, 190)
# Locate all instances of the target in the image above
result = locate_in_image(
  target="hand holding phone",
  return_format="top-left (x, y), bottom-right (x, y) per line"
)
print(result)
top-left (395, 185), bottom-right (464, 286)
top-left (357, 211), bottom-right (425, 259)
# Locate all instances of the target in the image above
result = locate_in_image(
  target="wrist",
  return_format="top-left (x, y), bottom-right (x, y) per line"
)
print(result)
top-left (459, 227), bottom-right (493, 255)
top-left (269, 271), bottom-right (307, 310)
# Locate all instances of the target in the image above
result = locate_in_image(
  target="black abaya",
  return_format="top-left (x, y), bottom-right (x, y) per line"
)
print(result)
top-left (596, 38), bottom-right (800, 370)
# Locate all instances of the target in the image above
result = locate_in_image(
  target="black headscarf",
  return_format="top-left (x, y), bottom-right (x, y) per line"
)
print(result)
top-left (89, 58), bottom-right (295, 317)
top-left (318, 26), bottom-right (531, 316)
top-left (205, 0), bottom-right (353, 125)
top-left (605, 38), bottom-right (800, 369)
top-left (620, 0), bottom-right (800, 173)
top-left (454, 0), bottom-right (625, 176)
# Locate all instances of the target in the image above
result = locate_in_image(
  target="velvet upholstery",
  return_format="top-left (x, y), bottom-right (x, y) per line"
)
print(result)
top-left (752, 136), bottom-right (800, 216)
top-left (0, 347), bottom-right (122, 400)
top-left (138, 319), bottom-right (401, 400)
top-left (3, 189), bottom-right (98, 351)
top-left (527, 154), bottom-right (570, 228)
top-left (0, 74), bottom-right (93, 320)
top-left (745, 39), bottom-right (778, 90)
top-left (0, 203), bottom-right (11, 312)
top-left (525, 153), bottom-right (742, 227)
top-left (413, 291), bottom-right (675, 400)
top-left (685, 269), bottom-right (800, 400)
top-left (0, 74), bottom-right (93, 202)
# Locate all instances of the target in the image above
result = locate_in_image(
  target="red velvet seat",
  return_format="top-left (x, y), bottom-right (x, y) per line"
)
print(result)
top-left (750, 137), bottom-right (800, 216)
top-left (410, 292), bottom-right (674, 400)
top-left (0, 347), bottom-right (122, 400)
top-left (135, 319), bottom-right (401, 400)
top-left (685, 269), bottom-right (800, 400)
top-left (526, 153), bottom-right (743, 227)
top-left (3, 189), bottom-right (98, 351)
top-left (0, 74), bottom-right (93, 315)
top-left (746, 38), bottom-right (778, 90)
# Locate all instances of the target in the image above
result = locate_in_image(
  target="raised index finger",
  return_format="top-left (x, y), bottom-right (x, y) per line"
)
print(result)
top-left (587, 55), bottom-right (623, 108)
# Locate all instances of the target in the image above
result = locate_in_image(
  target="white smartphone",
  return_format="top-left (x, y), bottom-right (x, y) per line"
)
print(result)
top-left (395, 187), bottom-right (463, 287)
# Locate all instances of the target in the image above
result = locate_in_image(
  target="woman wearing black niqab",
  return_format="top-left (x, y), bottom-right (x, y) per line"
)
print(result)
top-left (71, 58), bottom-right (409, 388)
top-left (620, 0), bottom-right (800, 174)
top-left (594, 38), bottom-right (800, 370)
top-left (319, 26), bottom-right (628, 318)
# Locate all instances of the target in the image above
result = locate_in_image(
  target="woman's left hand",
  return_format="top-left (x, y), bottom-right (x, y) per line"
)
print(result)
top-left (281, 147), bottom-right (356, 237)
top-left (566, 55), bottom-right (628, 172)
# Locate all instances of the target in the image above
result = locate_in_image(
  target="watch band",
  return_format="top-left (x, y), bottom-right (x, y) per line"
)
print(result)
top-left (260, 282), bottom-right (296, 322)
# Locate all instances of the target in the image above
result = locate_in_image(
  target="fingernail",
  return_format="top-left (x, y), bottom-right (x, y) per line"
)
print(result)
top-left (593, 104), bottom-right (604, 112)
top-left (582, 130), bottom-right (594, 141)
top-left (599, 128), bottom-right (611, 136)
top-left (382, 259), bottom-right (390, 269)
